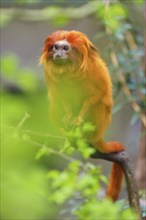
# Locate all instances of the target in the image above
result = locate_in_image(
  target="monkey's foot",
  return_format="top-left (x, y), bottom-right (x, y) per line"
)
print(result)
top-left (95, 140), bottom-right (125, 153)
top-left (106, 141), bottom-right (125, 153)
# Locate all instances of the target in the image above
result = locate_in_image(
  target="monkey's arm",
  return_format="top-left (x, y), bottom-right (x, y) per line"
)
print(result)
top-left (73, 94), bottom-right (101, 125)
top-left (62, 103), bottom-right (73, 126)
top-left (73, 82), bottom-right (112, 126)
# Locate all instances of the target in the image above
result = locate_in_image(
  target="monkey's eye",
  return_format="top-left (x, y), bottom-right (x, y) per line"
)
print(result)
top-left (63, 45), bottom-right (69, 51)
top-left (49, 46), bottom-right (53, 51)
top-left (54, 44), bottom-right (59, 50)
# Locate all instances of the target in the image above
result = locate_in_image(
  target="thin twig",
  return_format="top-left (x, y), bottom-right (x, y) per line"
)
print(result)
top-left (4, 124), bottom-right (67, 140)
top-left (22, 136), bottom-right (90, 173)
top-left (16, 112), bottom-right (30, 130)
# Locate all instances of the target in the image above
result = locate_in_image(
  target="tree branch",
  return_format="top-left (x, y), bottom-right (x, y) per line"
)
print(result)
top-left (91, 150), bottom-right (141, 219)
top-left (0, 2), bottom-right (98, 22)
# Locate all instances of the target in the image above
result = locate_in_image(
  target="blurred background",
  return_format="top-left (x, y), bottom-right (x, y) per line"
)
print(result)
top-left (1, 0), bottom-right (145, 219)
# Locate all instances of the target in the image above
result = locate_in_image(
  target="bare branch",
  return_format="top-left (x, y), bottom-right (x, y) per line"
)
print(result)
top-left (91, 150), bottom-right (141, 220)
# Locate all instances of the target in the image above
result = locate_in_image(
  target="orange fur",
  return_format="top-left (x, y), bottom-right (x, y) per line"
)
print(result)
top-left (40, 30), bottom-right (124, 201)
top-left (107, 162), bottom-right (123, 201)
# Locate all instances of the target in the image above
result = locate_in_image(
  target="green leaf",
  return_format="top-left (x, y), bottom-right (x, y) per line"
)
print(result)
top-left (109, 4), bottom-right (128, 19)
top-left (68, 161), bottom-right (80, 173)
top-left (74, 127), bottom-right (83, 138)
top-left (59, 139), bottom-right (71, 153)
top-left (35, 147), bottom-right (48, 160)
top-left (47, 170), bottom-right (59, 179)
top-left (76, 139), bottom-right (95, 159)
top-left (78, 174), bottom-right (99, 197)
top-left (76, 139), bottom-right (86, 149)
top-left (100, 175), bottom-right (108, 184)
top-left (81, 147), bottom-right (95, 159)
top-left (1, 54), bottom-right (19, 76)
top-left (112, 103), bottom-right (123, 114)
top-left (98, 4), bottom-right (128, 31)
top-left (75, 199), bottom-right (137, 219)
top-left (66, 146), bottom-right (75, 155)
top-left (82, 122), bottom-right (96, 133)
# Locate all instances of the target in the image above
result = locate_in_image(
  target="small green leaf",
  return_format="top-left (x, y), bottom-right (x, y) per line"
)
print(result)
top-left (112, 103), bottom-right (123, 114)
top-left (68, 160), bottom-right (80, 173)
top-left (35, 147), bottom-right (48, 160)
top-left (66, 146), bottom-right (75, 155)
top-left (82, 122), bottom-right (96, 133)
top-left (74, 127), bottom-right (83, 138)
top-left (59, 139), bottom-right (70, 153)
top-left (100, 175), bottom-right (108, 184)
top-left (47, 170), bottom-right (59, 179)
top-left (98, 4), bottom-right (128, 31)
top-left (81, 147), bottom-right (95, 159)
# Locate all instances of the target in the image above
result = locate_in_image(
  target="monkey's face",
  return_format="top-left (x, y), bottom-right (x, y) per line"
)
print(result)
top-left (47, 39), bottom-right (80, 67)
top-left (51, 39), bottom-right (72, 65)
top-left (40, 30), bottom-right (97, 72)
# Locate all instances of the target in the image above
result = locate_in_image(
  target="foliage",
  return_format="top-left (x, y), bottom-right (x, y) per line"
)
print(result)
top-left (94, 1), bottom-right (145, 125)
top-left (32, 124), bottom-right (136, 219)
top-left (1, 54), bottom-right (38, 92)
top-left (75, 199), bottom-right (136, 220)
top-left (1, 92), bottom-right (137, 219)
top-left (1, 1), bottom-right (145, 120)
top-left (0, 61), bottom-right (137, 218)
top-left (1, 79), bottom-right (137, 218)
top-left (1, 66), bottom-right (55, 218)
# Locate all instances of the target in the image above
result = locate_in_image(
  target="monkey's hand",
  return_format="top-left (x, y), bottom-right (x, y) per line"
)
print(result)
top-left (72, 115), bottom-right (84, 126)
top-left (62, 102), bottom-right (73, 127)
top-left (62, 111), bottom-right (73, 126)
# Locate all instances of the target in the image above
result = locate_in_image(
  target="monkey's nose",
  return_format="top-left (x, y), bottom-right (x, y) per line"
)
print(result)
top-left (56, 53), bottom-right (62, 58)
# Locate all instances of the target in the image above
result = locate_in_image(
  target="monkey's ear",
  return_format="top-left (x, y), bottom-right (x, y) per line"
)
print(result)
top-left (39, 52), bottom-right (46, 65)
top-left (90, 45), bottom-right (98, 53)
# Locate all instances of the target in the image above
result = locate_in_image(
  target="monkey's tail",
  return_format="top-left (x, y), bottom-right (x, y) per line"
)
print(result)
top-left (106, 162), bottom-right (123, 201)
top-left (95, 140), bottom-right (124, 201)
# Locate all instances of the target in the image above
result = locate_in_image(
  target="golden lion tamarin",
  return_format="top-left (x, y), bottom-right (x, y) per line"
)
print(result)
top-left (40, 30), bottom-right (124, 201)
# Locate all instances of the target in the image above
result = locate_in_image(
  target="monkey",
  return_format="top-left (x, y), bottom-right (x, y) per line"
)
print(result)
top-left (40, 30), bottom-right (125, 201)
